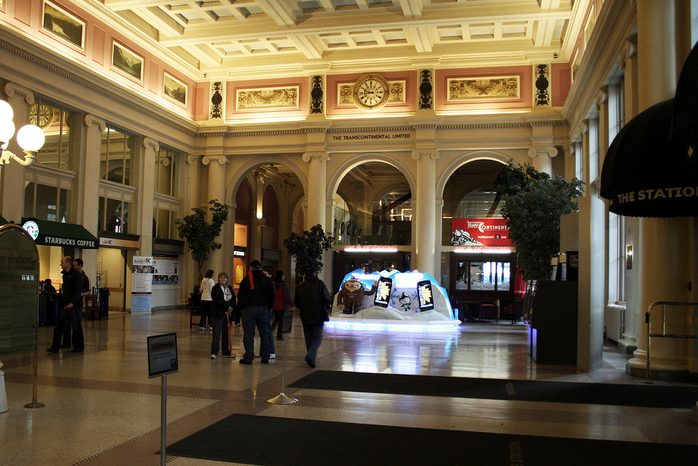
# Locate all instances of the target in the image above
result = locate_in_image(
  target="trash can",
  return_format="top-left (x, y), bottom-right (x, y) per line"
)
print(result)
top-left (98, 288), bottom-right (110, 320)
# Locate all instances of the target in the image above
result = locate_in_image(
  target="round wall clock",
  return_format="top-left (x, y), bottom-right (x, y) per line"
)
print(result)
top-left (352, 74), bottom-right (390, 111)
top-left (29, 103), bottom-right (55, 129)
top-left (22, 220), bottom-right (40, 240)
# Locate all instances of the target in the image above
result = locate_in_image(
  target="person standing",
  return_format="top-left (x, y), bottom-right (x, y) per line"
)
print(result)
top-left (199, 269), bottom-right (215, 331)
top-left (60, 258), bottom-right (90, 347)
top-left (209, 272), bottom-right (236, 360)
top-left (237, 260), bottom-right (275, 364)
top-left (272, 270), bottom-right (294, 341)
top-left (294, 272), bottom-right (332, 368)
top-left (47, 256), bottom-right (85, 353)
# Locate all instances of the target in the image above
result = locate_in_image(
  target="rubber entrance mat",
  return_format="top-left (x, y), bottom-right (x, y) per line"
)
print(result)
top-left (288, 370), bottom-right (698, 409)
top-left (165, 414), bottom-right (698, 465)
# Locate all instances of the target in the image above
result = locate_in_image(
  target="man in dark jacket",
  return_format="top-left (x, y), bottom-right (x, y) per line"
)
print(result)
top-left (47, 256), bottom-right (85, 353)
top-left (294, 273), bottom-right (331, 368)
top-left (237, 260), bottom-right (275, 364)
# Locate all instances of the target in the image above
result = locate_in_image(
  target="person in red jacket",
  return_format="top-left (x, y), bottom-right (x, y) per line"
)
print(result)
top-left (272, 270), bottom-right (294, 341)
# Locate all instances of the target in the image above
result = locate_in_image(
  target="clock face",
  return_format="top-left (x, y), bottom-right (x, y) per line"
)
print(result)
top-left (29, 103), bottom-right (54, 129)
top-left (22, 220), bottom-right (40, 240)
top-left (353, 75), bottom-right (390, 111)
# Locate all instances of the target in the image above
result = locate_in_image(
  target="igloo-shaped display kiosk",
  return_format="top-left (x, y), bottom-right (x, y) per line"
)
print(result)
top-left (328, 269), bottom-right (460, 330)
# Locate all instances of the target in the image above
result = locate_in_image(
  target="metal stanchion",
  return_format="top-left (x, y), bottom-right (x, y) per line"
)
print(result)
top-left (267, 310), bottom-right (297, 405)
top-left (24, 350), bottom-right (45, 409)
top-left (267, 334), bottom-right (297, 404)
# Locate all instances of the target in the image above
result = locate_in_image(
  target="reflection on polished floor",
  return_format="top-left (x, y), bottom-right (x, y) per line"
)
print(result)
top-left (1, 309), bottom-right (696, 465)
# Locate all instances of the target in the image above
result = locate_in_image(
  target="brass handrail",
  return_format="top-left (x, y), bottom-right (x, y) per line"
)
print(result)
top-left (645, 301), bottom-right (698, 384)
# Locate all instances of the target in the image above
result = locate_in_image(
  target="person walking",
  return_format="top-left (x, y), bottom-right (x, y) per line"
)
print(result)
top-left (294, 272), bottom-right (331, 368)
top-left (47, 256), bottom-right (85, 353)
top-left (199, 269), bottom-right (215, 331)
top-left (272, 270), bottom-right (294, 341)
top-left (209, 272), bottom-right (236, 360)
top-left (237, 260), bottom-right (275, 364)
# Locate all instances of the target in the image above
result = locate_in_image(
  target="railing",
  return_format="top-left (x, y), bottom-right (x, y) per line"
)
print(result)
top-left (645, 301), bottom-right (698, 384)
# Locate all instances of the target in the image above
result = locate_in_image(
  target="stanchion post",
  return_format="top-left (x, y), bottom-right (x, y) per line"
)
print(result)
top-left (161, 374), bottom-right (167, 466)
top-left (24, 350), bottom-right (45, 409)
top-left (267, 311), bottom-right (298, 405)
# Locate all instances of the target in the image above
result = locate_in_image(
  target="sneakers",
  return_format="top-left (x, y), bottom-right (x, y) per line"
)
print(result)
top-left (199, 327), bottom-right (206, 331)
top-left (269, 353), bottom-right (276, 359)
top-left (222, 354), bottom-right (236, 359)
top-left (210, 354), bottom-right (217, 359)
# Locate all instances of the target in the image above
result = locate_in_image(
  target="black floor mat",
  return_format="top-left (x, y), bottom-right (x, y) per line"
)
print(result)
top-left (165, 413), bottom-right (698, 465)
top-left (288, 370), bottom-right (698, 408)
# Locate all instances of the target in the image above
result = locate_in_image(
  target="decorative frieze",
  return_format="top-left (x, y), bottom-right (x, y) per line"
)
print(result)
top-left (447, 76), bottom-right (519, 100)
top-left (236, 86), bottom-right (299, 110)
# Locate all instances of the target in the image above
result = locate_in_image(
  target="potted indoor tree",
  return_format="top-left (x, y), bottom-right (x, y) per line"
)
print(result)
top-left (175, 199), bottom-right (230, 280)
top-left (283, 224), bottom-right (334, 279)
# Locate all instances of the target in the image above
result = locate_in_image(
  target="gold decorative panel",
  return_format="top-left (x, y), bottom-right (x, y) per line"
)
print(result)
top-left (447, 76), bottom-right (519, 100)
top-left (236, 86), bottom-right (299, 110)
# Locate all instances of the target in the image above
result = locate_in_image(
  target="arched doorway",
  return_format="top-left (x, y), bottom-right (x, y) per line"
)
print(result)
top-left (332, 161), bottom-right (412, 291)
top-left (441, 159), bottom-right (520, 322)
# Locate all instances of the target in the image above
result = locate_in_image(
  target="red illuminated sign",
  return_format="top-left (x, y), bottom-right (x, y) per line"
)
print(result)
top-left (451, 218), bottom-right (512, 247)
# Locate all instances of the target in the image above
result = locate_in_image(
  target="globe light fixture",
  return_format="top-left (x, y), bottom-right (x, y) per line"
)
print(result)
top-left (0, 100), bottom-right (45, 167)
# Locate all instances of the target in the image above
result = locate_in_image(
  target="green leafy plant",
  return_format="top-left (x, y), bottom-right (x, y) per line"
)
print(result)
top-left (175, 199), bottom-right (229, 280)
top-left (494, 160), bottom-right (584, 281)
top-left (283, 224), bottom-right (334, 279)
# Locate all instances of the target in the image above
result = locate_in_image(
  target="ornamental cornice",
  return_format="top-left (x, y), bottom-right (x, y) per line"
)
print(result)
top-left (0, 39), bottom-right (140, 112)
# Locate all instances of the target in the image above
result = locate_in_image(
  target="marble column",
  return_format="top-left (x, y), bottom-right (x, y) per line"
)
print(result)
top-left (628, 0), bottom-right (692, 379)
top-left (202, 155), bottom-right (228, 275)
top-left (411, 149), bottom-right (438, 277)
top-left (302, 151), bottom-right (329, 283)
top-left (302, 151), bottom-right (329, 229)
top-left (138, 138), bottom-right (158, 256)
top-left (81, 114), bottom-right (106, 288)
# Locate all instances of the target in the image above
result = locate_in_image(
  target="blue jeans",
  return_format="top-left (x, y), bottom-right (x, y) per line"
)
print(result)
top-left (302, 322), bottom-right (324, 364)
top-left (242, 305), bottom-right (272, 361)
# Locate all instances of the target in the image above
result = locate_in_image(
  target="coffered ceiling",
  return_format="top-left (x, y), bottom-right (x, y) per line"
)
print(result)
top-left (100, 0), bottom-right (581, 80)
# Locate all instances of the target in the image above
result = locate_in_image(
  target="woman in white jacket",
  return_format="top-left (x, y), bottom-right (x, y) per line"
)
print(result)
top-left (199, 269), bottom-right (215, 330)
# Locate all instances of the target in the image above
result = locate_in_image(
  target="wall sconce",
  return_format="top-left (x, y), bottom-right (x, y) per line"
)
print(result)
top-left (0, 100), bottom-right (46, 167)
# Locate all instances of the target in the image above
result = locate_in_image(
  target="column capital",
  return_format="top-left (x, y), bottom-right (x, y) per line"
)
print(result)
top-left (202, 155), bottom-right (228, 165)
top-left (411, 149), bottom-right (439, 160)
top-left (143, 137), bottom-right (159, 152)
top-left (84, 114), bottom-right (107, 131)
top-left (528, 147), bottom-right (559, 158)
top-left (185, 154), bottom-right (200, 165)
top-left (2, 82), bottom-right (35, 104)
top-left (302, 151), bottom-right (330, 162)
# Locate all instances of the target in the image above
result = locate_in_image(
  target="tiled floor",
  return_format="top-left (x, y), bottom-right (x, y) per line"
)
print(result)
top-left (1, 309), bottom-right (696, 465)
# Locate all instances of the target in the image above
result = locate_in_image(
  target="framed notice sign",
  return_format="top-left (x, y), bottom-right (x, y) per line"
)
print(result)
top-left (147, 333), bottom-right (178, 378)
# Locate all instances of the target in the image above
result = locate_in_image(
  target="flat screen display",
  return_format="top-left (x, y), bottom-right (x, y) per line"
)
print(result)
top-left (417, 280), bottom-right (434, 311)
top-left (373, 277), bottom-right (393, 307)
